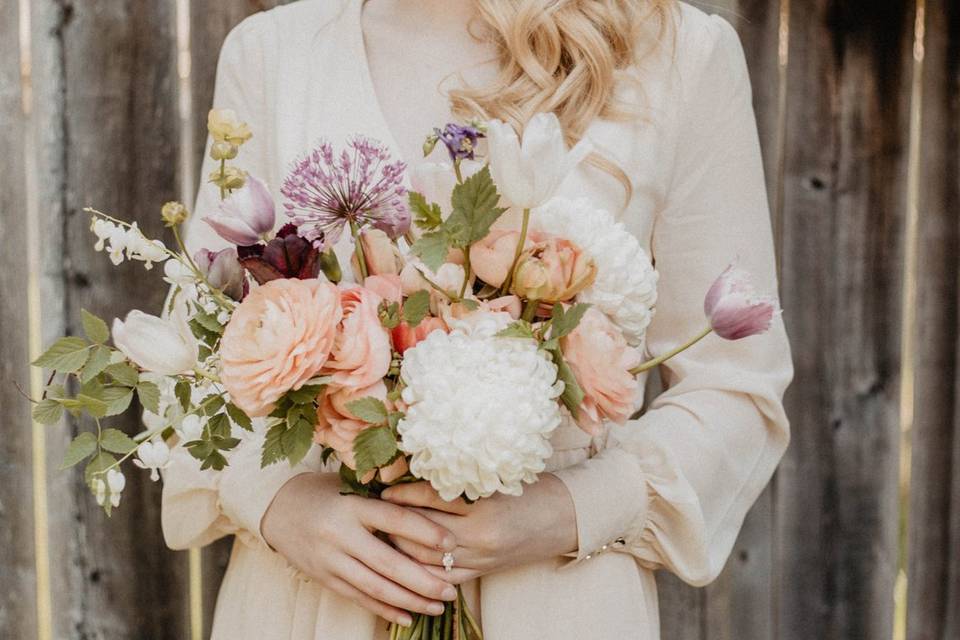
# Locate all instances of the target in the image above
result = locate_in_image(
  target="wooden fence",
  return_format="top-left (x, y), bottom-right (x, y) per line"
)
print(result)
top-left (0, 0), bottom-right (957, 638)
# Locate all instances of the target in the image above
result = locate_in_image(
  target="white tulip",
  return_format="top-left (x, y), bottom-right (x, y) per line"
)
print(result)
top-left (111, 310), bottom-right (199, 375)
top-left (485, 112), bottom-right (593, 210)
top-left (133, 439), bottom-right (172, 481)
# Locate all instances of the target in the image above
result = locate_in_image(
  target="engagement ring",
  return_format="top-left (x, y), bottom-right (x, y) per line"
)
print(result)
top-left (442, 552), bottom-right (455, 573)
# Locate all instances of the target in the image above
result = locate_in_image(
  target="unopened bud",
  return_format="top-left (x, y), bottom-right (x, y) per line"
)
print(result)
top-left (161, 201), bottom-right (189, 226)
top-left (210, 140), bottom-right (239, 161)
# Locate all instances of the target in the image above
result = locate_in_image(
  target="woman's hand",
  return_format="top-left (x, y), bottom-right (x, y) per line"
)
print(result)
top-left (380, 474), bottom-right (578, 584)
top-left (261, 472), bottom-right (459, 626)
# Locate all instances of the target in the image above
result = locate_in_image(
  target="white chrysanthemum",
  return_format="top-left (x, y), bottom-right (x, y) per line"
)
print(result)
top-left (398, 313), bottom-right (563, 501)
top-left (531, 197), bottom-right (659, 345)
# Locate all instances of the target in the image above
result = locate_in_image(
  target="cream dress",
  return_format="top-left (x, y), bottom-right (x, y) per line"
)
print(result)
top-left (161, 1), bottom-right (794, 638)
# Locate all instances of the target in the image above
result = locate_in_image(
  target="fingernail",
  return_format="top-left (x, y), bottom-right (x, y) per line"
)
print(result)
top-left (428, 603), bottom-right (445, 616)
top-left (398, 614), bottom-right (413, 627)
top-left (442, 586), bottom-right (457, 601)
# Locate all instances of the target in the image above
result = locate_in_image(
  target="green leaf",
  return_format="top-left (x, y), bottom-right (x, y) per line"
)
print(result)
top-left (345, 397), bottom-right (389, 425)
top-left (33, 399), bottom-right (64, 425)
top-left (402, 290), bottom-right (431, 328)
top-left (199, 394), bottom-right (225, 416)
top-left (225, 402), bottom-right (253, 431)
top-left (61, 432), bottom-right (97, 469)
top-left (84, 451), bottom-right (116, 485)
top-left (136, 381), bottom-right (161, 414)
top-left (409, 191), bottom-right (444, 231)
top-left (496, 320), bottom-right (535, 340)
top-left (81, 345), bottom-right (113, 383)
top-left (32, 337), bottom-right (90, 372)
top-left (100, 428), bottom-right (137, 454)
top-left (81, 309), bottom-right (110, 344)
top-left (444, 165), bottom-right (507, 247)
top-left (410, 230), bottom-right (450, 272)
top-left (554, 351), bottom-right (585, 418)
top-left (261, 419), bottom-right (314, 468)
top-left (379, 301), bottom-right (401, 330)
top-left (101, 387), bottom-right (134, 417)
top-left (550, 303), bottom-right (591, 340)
top-left (207, 413), bottom-right (232, 438)
top-left (199, 450), bottom-right (228, 471)
top-left (105, 362), bottom-right (140, 387)
top-left (352, 426), bottom-right (399, 478)
top-left (175, 380), bottom-right (192, 412)
top-left (192, 311), bottom-right (223, 334)
top-left (287, 384), bottom-right (324, 405)
top-left (339, 464), bottom-right (374, 497)
top-left (76, 393), bottom-right (109, 418)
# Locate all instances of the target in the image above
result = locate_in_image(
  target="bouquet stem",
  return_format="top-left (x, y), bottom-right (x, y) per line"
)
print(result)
top-left (630, 325), bottom-right (713, 375)
top-left (388, 586), bottom-right (482, 640)
top-left (500, 207), bottom-right (531, 294)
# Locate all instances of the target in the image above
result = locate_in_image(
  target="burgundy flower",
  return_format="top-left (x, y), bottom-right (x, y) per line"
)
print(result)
top-left (237, 223), bottom-right (323, 284)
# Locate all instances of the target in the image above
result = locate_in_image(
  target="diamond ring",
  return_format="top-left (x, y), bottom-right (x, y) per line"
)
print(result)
top-left (442, 552), bottom-right (455, 573)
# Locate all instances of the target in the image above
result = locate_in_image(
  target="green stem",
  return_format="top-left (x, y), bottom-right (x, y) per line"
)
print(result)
top-left (454, 160), bottom-right (464, 185)
top-left (459, 248), bottom-right (472, 299)
top-left (500, 207), bottom-right (530, 294)
top-left (219, 158), bottom-right (227, 200)
top-left (630, 326), bottom-right (713, 375)
top-left (521, 299), bottom-right (539, 323)
top-left (350, 219), bottom-right (369, 280)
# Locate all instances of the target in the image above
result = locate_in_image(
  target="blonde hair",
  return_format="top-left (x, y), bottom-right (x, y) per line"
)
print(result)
top-left (450, 0), bottom-right (675, 200)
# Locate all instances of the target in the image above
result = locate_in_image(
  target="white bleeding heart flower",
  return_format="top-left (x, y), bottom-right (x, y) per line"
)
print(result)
top-left (95, 469), bottom-right (126, 508)
top-left (133, 439), bottom-right (172, 481)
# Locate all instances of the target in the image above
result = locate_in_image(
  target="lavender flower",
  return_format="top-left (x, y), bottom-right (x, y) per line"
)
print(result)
top-left (281, 137), bottom-right (410, 251)
top-left (435, 123), bottom-right (485, 162)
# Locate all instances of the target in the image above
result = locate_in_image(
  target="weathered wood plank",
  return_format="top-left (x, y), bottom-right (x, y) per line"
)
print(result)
top-left (775, 1), bottom-right (915, 639)
top-left (0, 0), bottom-right (39, 634)
top-left (54, 1), bottom-right (190, 637)
top-left (905, 1), bottom-right (960, 638)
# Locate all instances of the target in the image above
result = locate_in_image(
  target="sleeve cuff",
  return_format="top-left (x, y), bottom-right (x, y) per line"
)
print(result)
top-left (552, 446), bottom-right (649, 562)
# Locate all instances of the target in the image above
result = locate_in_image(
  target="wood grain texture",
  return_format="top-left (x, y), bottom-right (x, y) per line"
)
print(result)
top-left (906, 1), bottom-right (960, 638)
top-left (775, 1), bottom-right (915, 638)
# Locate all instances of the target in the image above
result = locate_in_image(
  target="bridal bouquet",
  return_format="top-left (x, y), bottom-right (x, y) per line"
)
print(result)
top-left (29, 108), bottom-right (778, 639)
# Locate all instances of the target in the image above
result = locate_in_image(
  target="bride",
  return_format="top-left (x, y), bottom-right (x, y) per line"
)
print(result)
top-left (161, 0), bottom-right (793, 638)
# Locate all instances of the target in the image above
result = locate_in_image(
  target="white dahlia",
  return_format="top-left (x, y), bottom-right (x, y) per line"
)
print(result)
top-left (397, 312), bottom-right (563, 501)
top-left (531, 197), bottom-right (659, 345)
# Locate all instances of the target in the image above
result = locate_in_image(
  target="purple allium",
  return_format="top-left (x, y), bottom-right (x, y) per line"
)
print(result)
top-left (435, 123), bottom-right (485, 162)
top-left (281, 137), bottom-right (410, 251)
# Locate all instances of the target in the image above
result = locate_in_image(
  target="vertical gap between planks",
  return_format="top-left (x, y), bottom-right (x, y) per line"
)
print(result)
top-left (175, 0), bottom-right (203, 638)
top-left (894, 2), bottom-right (927, 640)
top-left (19, 0), bottom-right (54, 638)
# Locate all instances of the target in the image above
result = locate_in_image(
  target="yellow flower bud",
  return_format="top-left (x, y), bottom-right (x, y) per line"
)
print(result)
top-left (512, 256), bottom-right (552, 301)
top-left (209, 166), bottom-right (247, 191)
top-left (210, 140), bottom-right (239, 161)
top-left (207, 109), bottom-right (252, 145)
top-left (160, 201), bottom-right (189, 226)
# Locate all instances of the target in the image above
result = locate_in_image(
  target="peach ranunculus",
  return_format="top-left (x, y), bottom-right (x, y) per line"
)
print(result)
top-left (220, 278), bottom-right (342, 417)
top-left (314, 382), bottom-right (409, 482)
top-left (561, 307), bottom-right (643, 435)
top-left (469, 229), bottom-right (526, 288)
top-left (512, 232), bottom-right (596, 303)
top-left (322, 285), bottom-right (393, 389)
top-left (392, 316), bottom-right (448, 355)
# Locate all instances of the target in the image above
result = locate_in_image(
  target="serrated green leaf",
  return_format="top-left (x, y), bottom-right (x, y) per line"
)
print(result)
top-left (84, 451), bottom-right (116, 485)
top-left (554, 351), bottom-right (585, 418)
top-left (207, 413), bottom-right (232, 438)
top-left (32, 337), bottom-right (91, 372)
top-left (496, 320), bottom-right (535, 340)
top-left (62, 432), bottom-right (97, 469)
top-left (379, 301), bottom-right (401, 330)
top-left (192, 311), bottom-right (223, 334)
top-left (200, 450), bottom-right (228, 471)
top-left (199, 394), bottom-right (225, 416)
top-left (81, 309), bottom-right (110, 344)
top-left (261, 419), bottom-right (314, 468)
top-left (105, 362), bottom-right (140, 387)
top-left (444, 165), bottom-right (507, 247)
top-left (175, 380), bottom-right (192, 412)
top-left (76, 393), bottom-right (109, 418)
top-left (411, 231), bottom-right (450, 272)
top-left (81, 345), bottom-right (113, 383)
top-left (550, 303), bottom-right (591, 340)
top-left (353, 426), bottom-right (399, 478)
top-left (136, 381), bottom-right (161, 414)
top-left (225, 402), bottom-right (252, 431)
top-left (100, 428), bottom-right (137, 454)
top-left (33, 399), bottom-right (64, 425)
top-left (339, 463), bottom-right (374, 497)
top-left (409, 191), bottom-right (444, 231)
top-left (345, 397), bottom-right (388, 425)
top-left (287, 384), bottom-right (323, 405)
top-left (402, 290), bottom-right (431, 328)
top-left (101, 387), bottom-right (134, 417)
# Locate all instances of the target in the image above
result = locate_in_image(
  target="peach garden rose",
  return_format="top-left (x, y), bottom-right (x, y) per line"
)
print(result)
top-left (220, 278), bottom-right (342, 417)
top-left (322, 285), bottom-right (393, 389)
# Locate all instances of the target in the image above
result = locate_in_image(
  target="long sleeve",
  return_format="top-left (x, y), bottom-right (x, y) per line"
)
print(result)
top-left (553, 14), bottom-right (793, 586)
top-left (160, 13), bottom-right (312, 551)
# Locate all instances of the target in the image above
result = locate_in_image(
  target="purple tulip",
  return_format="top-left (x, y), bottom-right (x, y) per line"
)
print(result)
top-left (704, 264), bottom-right (779, 340)
top-left (236, 223), bottom-right (322, 284)
top-left (203, 175), bottom-right (276, 246)
top-left (194, 247), bottom-right (247, 300)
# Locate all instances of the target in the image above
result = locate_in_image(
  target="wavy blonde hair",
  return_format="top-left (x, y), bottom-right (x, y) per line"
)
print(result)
top-left (450, 0), bottom-right (675, 199)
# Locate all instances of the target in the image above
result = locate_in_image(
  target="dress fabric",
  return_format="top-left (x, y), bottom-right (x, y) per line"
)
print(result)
top-left (160, 1), bottom-right (795, 638)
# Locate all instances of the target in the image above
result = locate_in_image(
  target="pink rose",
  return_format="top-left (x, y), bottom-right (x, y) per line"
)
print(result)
top-left (561, 307), bottom-right (643, 435)
top-left (512, 233), bottom-right (596, 303)
top-left (704, 264), bottom-right (779, 340)
top-left (469, 229), bottom-right (525, 287)
top-left (314, 383), bottom-right (409, 482)
top-left (221, 279), bottom-right (341, 417)
top-left (322, 285), bottom-right (392, 389)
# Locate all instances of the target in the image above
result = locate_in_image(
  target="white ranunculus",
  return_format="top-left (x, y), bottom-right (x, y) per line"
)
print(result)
top-left (112, 310), bottom-right (199, 375)
top-left (531, 197), bottom-right (659, 346)
top-left (398, 313), bottom-right (563, 501)
top-left (133, 439), bottom-right (172, 481)
top-left (485, 112), bottom-right (593, 210)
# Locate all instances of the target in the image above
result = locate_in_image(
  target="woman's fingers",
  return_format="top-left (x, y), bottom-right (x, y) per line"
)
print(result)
top-left (337, 555), bottom-right (452, 617)
top-left (389, 534), bottom-right (445, 565)
top-left (359, 498), bottom-right (457, 550)
top-left (358, 533), bottom-right (458, 603)
top-left (381, 482), bottom-right (471, 515)
top-left (421, 564), bottom-right (482, 586)
top-left (324, 574), bottom-right (413, 627)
